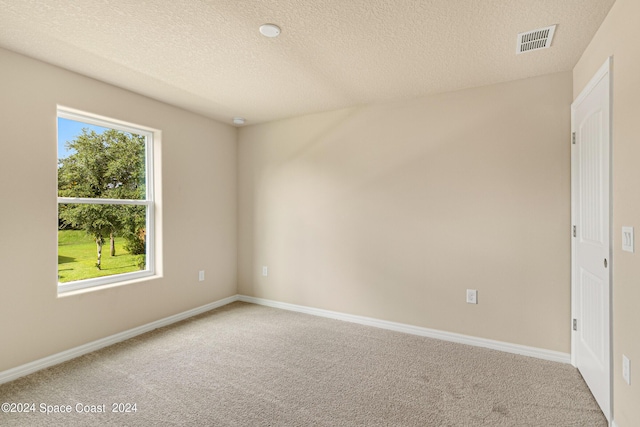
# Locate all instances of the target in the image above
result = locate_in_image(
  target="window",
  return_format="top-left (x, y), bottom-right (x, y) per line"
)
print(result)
top-left (57, 108), bottom-right (156, 293)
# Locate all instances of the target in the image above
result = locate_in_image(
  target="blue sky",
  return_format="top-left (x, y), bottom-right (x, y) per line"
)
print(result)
top-left (57, 117), bottom-right (110, 160)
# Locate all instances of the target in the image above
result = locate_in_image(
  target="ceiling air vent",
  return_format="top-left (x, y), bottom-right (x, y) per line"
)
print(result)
top-left (517, 25), bottom-right (556, 54)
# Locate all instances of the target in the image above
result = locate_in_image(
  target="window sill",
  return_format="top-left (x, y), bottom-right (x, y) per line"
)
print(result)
top-left (57, 271), bottom-right (160, 297)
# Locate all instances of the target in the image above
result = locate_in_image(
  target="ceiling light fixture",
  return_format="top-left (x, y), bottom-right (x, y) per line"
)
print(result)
top-left (233, 117), bottom-right (246, 125)
top-left (259, 24), bottom-right (281, 38)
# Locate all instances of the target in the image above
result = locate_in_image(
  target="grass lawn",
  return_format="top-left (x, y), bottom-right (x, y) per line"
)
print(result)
top-left (58, 230), bottom-right (142, 283)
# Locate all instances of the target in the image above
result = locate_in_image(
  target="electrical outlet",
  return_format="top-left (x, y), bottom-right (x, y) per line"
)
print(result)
top-left (198, 270), bottom-right (205, 282)
top-left (262, 266), bottom-right (268, 277)
top-left (623, 355), bottom-right (631, 385)
top-left (466, 289), bottom-right (478, 304)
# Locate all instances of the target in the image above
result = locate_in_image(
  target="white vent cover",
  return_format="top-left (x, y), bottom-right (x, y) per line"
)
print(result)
top-left (517, 25), bottom-right (556, 54)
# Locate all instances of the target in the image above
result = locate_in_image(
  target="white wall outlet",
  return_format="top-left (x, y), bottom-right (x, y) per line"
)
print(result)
top-left (623, 354), bottom-right (631, 385)
top-left (198, 270), bottom-right (205, 282)
top-left (262, 266), bottom-right (268, 277)
top-left (622, 226), bottom-right (634, 252)
top-left (466, 289), bottom-right (478, 304)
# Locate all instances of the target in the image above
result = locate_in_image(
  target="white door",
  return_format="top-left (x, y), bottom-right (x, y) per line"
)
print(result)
top-left (571, 57), bottom-right (611, 421)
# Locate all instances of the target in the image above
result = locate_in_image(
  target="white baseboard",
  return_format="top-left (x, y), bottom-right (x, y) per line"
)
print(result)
top-left (1, 293), bottom-right (571, 386)
top-left (238, 295), bottom-right (571, 364)
top-left (0, 295), bottom-right (239, 385)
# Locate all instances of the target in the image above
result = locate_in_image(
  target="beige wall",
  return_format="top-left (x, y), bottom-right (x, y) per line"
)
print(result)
top-left (0, 48), bottom-right (237, 372)
top-left (573, 0), bottom-right (640, 424)
top-left (238, 72), bottom-right (573, 352)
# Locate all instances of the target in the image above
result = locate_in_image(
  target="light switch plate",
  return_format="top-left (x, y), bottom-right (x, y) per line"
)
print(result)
top-left (262, 266), bottom-right (268, 277)
top-left (622, 227), bottom-right (634, 253)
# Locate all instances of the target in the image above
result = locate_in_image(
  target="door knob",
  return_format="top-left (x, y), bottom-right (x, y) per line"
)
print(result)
top-left (604, 258), bottom-right (608, 268)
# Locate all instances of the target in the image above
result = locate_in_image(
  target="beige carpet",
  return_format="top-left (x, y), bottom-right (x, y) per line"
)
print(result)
top-left (0, 302), bottom-right (606, 426)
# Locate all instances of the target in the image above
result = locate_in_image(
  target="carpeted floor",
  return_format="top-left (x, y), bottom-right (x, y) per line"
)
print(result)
top-left (0, 302), bottom-right (606, 426)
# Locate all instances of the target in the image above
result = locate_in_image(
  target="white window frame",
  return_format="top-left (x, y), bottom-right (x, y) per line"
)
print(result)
top-left (57, 107), bottom-right (157, 293)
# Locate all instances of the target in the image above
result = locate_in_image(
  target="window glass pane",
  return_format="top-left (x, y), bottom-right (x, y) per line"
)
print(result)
top-left (58, 204), bottom-right (147, 283)
top-left (57, 117), bottom-right (147, 200)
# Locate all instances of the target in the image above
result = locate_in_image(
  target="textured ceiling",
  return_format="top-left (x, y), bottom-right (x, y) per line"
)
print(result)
top-left (0, 0), bottom-right (615, 125)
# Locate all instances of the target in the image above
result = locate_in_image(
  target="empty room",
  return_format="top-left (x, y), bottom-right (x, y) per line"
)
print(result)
top-left (0, 0), bottom-right (638, 426)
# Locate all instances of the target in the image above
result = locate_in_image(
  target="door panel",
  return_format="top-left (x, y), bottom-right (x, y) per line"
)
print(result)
top-left (572, 58), bottom-right (611, 420)
top-left (579, 268), bottom-right (605, 364)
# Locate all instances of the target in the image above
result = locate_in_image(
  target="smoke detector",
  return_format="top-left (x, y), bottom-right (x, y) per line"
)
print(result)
top-left (517, 25), bottom-right (556, 54)
top-left (233, 117), bottom-right (246, 125)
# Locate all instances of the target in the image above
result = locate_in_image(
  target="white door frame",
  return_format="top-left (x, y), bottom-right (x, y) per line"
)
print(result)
top-left (570, 56), bottom-right (613, 422)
